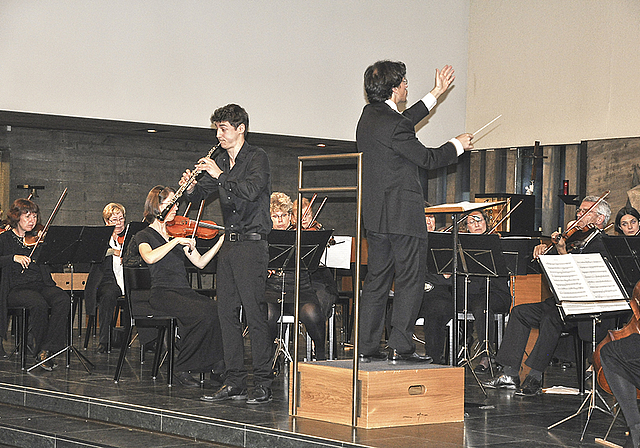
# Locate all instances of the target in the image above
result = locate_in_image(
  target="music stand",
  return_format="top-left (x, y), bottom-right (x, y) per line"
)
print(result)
top-left (28, 225), bottom-right (113, 373)
top-left (428, 232), bottom-right (509, 392)
top-left (424, 200), bottom-right (505, 370)
top-left (602, 236), bottom-right (640, 295)
top-left (268, 229), bottom-right (332, 367)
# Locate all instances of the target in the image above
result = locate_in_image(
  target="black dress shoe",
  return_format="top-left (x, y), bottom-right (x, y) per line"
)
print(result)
top-left (201, 384), bottom-right (248, 402)
top-left (174, 371), bottom-right (201, 388)
top-left (388, 349), bottom-right (432, 364)
top-left (359, 351), bottom-right (388, 363)
top-left (483, 373), bottom-right (520, 389)
top-left (246, 384), bottom-right (273, 405)
top-left (0, 342), bottom-right (8, 359)
top-left (97, 343), bottom-right (108, 354)
top-left (515, 375), bottom-right (543, 397)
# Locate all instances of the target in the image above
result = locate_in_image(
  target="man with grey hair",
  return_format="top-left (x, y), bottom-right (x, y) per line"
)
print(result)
top-left (484, 196), bottom-right (614, 397)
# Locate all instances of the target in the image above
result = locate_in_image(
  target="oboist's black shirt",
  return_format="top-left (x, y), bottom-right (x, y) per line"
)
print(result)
top-left (187, 142), bottom-right (271, 236)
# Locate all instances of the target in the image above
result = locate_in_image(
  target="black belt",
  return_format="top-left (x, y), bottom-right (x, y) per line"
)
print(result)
top-left (226, 232), bottom-right (266, 242)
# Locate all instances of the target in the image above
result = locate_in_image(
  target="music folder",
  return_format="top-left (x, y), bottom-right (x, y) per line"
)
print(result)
top-left (538, 253), bottom-right (630, 318)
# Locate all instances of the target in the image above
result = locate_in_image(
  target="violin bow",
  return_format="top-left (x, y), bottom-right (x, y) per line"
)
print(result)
top-left (307, 197), bottom-right (327, 229)
top-left (23, 187), bottom-right (68, 272)
top-left (488, 199), bottom-right (523, 234)
top-left (188, 200), bottom-right (206, 254)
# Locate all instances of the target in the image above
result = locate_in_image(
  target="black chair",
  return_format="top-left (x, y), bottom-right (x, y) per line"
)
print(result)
top-left (113, 267), bottom-right (177, 386)
top-left (7, 307), bottom-right (29, 371)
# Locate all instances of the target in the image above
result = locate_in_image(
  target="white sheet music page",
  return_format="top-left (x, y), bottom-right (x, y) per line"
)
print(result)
top-left (538, 253), bottom-right (629, 316)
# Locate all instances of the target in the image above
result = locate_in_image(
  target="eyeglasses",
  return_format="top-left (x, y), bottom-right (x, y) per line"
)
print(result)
top-left (576, 208), bottom-right (602, 216)
top-left (109, 216), bottom-right (125, 223)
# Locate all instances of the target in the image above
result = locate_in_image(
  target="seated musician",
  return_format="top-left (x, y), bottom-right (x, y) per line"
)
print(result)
top-left (600, 330), bottom-right (640, 448)
top-left (460, 210), bottom-right (511, 373)
top-left (419, 203), bottom-right (453, 364)
top-left (0, 199), bottom-right (70, 370)
top-left (614, 206), bottom-right (640, 236)
top-left (266, 192), bottom-right (326, 360)
top-left (484, 195), bottom-right (613, 396)
top-left (292, 196), bottom-right (340, 321)
top-left (85, 203), bottom-right (126, 353)
top-left (131, 185), bottom-right (224, 387)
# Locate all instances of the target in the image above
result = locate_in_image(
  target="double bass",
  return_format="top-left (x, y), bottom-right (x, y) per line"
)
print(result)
top-left (593, 280), bottom-right (640, 398)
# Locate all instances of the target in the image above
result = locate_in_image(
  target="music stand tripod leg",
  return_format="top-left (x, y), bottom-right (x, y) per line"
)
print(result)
top-left (272, 272), bottom-right (293, 371)
top-left (456, 275), bottom-right (487, 396)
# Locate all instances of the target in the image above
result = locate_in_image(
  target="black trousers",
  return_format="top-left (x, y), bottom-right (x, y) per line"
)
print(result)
top-left (8, 284), bottom-right (70, 354)
top-left (496, 297), bottom-right (612, 372)
top-left (418, 285), bottom-right (452, 363)
top-left (216, 240), bottom-right (272, 389)
top-left (360, 231), bottom-right (425, 355)
top-left (149, 287), bottom-right (223, 373)
top-left (96, 282), bottom-right (120, 345)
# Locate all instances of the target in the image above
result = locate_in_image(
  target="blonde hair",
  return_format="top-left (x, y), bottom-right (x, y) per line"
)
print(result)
top-left (270, 192), bottom-right (292, 215)
top-left (102, 203), bottom-right (126, 224)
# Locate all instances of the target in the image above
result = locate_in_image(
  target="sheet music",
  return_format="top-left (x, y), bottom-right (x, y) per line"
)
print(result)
top-left (321, 236), bottom-right (352, 269)
top-left (539, 253), bottom-right (630, 316)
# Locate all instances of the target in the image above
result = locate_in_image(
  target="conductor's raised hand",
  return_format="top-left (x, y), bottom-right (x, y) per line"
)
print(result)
top-left (456, 133), bottom-right (474, 151)
top-left (431, 65), bottom-right (455, 100)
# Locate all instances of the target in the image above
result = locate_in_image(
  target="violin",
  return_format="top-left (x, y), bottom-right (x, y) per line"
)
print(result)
top-left (166, 215), bottom-right (223, 239)
top-left (561, 223), bottom-right (601, 252)
top-left (593, 281), bottom-right (640, 398)
top-left (23, 223), bottom-right (44, 247)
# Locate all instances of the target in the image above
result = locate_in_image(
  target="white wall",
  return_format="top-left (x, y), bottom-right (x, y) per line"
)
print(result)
top-left (466, 0), bottom-right (640, 149)
top-left (0, 0), bottom-right (470, 146)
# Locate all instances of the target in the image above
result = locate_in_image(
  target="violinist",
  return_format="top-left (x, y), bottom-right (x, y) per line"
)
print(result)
top-left (485, 196), bottom-right (613, 397)
top-left (266, 192), bottom-right (326, 360)
top-left (130, 186), bottom-right (224, 387)
top-left (84, 203), bottom-right (126, 353)
top-left (291, 196), bottom-right (339, 321)
top-left (459, 210), bottom-right (511, 373)
top-left (614, 206), bottom-right (640, 236)
top-left (0, 199), bottom-right (70, 371)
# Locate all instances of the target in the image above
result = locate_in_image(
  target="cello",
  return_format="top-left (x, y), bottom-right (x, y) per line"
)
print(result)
top-left (593, 280), bottom-right (640, 398)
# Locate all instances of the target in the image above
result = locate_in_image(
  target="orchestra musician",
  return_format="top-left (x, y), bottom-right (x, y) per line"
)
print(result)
top-left (459, 210), bottom-right (511, 373)
top-left (0, 199), bottom-right (70, 371)
top-left (600, 332), bottom-right (640, 448)
top-left (356, 60), bottom-right (473, 364)
top-left (84, 203), bottom-right (126, 353)
top-left (291, 196), bottom-right (339, 321)
top-left (129, 186), bottom-right (224, 387)
top-left (181, 104), bottom-right (274, 404)
top-left (484, 195), bottom-right (613, 397)
top-left (614, 206), bottom-right (640, 236)
top-left (419, 203), bottom-right (453, 364)
top-left (266, 192), bottom-right (326, 360)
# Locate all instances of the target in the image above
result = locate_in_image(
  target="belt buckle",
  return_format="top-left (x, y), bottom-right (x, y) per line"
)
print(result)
top-left (229, 233), bottom-right (239, 242)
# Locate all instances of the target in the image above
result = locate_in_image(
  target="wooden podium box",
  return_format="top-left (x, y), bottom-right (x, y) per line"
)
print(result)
top-left (290, 360), bottom-right (464, 428)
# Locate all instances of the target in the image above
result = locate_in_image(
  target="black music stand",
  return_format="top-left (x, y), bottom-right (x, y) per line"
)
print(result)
top-left (602, 236), bottom-right (640, 295)
top-left (28, 225), bottom-right (113, 373)
top-left (268, 229), bottom-right (332, 366)
top-left (428, 232), bottom-right (509, 393)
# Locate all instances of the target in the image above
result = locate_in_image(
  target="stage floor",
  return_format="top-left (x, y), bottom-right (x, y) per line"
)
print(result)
top-left (0, 331), bottom-right (630, 448)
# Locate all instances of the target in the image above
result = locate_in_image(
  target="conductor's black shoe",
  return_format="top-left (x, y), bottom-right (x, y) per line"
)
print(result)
top-left (246, 384), bottom-right (273, 405)
top-left (359, 351), bottom-right (388, 363)
top-left (483, 373), bottom-right (520, 389)
top-left (0, 342), bottom-right (7, 359)
top-left (388, 349), bottom-right (432, 364)
top-left (514, 375), bottom-right (543, 397)
top-left (97, 343), bottom-right (108, 354)
top-left (174, 371), bottom-right (201, 388)
top-left (200, 385), bottom-right (248, 402)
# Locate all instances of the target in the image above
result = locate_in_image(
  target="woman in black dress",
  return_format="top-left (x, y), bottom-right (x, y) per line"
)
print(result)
top-left (133, 185), bottom-right (224, 387)
top-left (0, 199), bottom-right (70, 370)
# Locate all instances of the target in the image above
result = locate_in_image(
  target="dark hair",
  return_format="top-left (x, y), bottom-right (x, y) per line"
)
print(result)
top-left (364, 60), bottom-right (406, 103)
top-left (6, 199), bottom-right (40, 230)
top-left (210, 104), bottom-right (249, 135)
top-left (143, 185), bottom-right (175, 224)
top-left (614, 206), bottom-right (640, 234)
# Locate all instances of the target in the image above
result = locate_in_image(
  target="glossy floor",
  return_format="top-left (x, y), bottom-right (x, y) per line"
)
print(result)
top-left (0, 332), bottom-right (631, 448)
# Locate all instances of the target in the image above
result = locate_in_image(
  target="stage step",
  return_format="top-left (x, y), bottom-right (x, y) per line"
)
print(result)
top-left (0, 402), bottom-right (231, 448)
